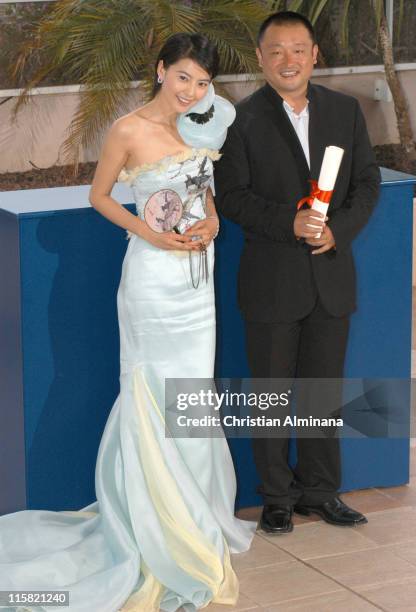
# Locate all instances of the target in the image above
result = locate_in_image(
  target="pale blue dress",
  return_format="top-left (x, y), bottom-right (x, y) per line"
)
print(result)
top-left (0, 89), bottom-right (256, 611)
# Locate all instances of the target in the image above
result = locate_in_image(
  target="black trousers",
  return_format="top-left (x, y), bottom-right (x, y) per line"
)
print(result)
top-left (245, 298), bottom-right (350, 506)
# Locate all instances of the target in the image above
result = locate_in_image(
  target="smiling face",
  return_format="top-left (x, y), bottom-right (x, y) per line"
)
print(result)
top-left (256, 22), bottom-right (318, 100)
top-left (157, 58), bottom-right (211, 113)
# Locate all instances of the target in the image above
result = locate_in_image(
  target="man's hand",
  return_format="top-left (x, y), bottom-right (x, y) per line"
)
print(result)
top-left (294, 209), bottom-right (326, 239)
top-left (306, 225), bottom-right (336, 254)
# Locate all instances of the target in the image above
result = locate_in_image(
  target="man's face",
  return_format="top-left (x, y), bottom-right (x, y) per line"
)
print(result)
top-left (256, 23), bottom-right (318, 98)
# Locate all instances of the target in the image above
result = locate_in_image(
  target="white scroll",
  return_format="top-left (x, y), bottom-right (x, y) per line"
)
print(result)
top-left (309, 145), bottom-right (344, 238)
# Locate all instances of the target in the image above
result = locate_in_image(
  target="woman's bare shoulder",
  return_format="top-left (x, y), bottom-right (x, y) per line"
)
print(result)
top-left (109, 109), bottom-right (151, 140)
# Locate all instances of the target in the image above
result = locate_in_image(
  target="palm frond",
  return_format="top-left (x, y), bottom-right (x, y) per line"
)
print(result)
top-left (371, 0), bottom-right (384, 33)
top-left (286, 0), bottom-right (308, 13)
top-left (60, 5), bottom-right (153, 160)
top-left (151, 0), bottom-right (200, 40)
top-left (199, 0), bottom-right (268, 74)
top-left (205, 29), bottom-right (258, 74)
top-left (308, 0), bottom-right (331, 24)
top-left (8, 0), bottom-right (292, 165)
top-left (396, 0), bottom-right (404, 40)
top-left (340, 0), bottom-right (352, 48)
top-left (62, 83), bottom-right (131, 164)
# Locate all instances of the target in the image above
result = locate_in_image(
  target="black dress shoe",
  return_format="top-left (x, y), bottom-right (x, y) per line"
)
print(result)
top-left (294, 497), bottom-right (368, 526)
top-left (260, 505), bottom-right (293, 534)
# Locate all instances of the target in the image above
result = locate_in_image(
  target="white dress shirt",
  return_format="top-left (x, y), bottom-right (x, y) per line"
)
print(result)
top-left (283, 100), bottom-right (310, 169)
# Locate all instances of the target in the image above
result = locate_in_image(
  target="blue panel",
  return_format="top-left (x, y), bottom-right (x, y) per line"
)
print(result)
top-left (215, 220), bottom-right (250, 379)
top-left (340, 438), bottom-right (409, 490)
top-left (338, 181), bottom-right (413, 492)
top-left (0, 210), bottom-right (26, 514)
top-left (20, 208), bottom-right (132, 510)
top-left (0, 173), bottom-right (414, 514)
top-left (347, 183), bottom-right (413, 378)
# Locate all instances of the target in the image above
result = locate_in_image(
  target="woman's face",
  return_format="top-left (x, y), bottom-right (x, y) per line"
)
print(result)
top-left (157, 58), bottom-right (211, 112)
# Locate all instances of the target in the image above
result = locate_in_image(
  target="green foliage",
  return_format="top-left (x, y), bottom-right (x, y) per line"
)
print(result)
top-left (7, 0), bottom-right (411, 163)
top-left (10, 0), bottom-right (268, 162)
top-left (0, 2), bottom-right (60, 89)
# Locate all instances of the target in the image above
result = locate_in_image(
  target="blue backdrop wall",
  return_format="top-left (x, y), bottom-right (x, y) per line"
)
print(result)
top-left (0, 169), bottom-right (414, 514)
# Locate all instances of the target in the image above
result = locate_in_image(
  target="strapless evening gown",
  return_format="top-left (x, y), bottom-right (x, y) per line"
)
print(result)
top-left (0, 148), bottom-right (256, 612)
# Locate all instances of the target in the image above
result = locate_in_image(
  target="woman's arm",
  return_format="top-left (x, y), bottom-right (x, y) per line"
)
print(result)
top-left (185, 187), bottom-right (219, 246)
top-left (206, 187), bottom-right (219, 222)
top-left (89, 120), bottom-right (196, 251)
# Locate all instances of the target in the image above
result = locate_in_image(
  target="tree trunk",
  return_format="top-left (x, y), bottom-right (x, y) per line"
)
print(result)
top-left (378, 11), bottom-right (416, 170)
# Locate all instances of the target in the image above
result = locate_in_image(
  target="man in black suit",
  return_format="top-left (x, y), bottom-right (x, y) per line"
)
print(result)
top-left (215, 11), bottom-right (381, 534)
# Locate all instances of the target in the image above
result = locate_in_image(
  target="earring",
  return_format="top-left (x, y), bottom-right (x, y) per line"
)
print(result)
top-left (157, 75), bottom-right (163, 84)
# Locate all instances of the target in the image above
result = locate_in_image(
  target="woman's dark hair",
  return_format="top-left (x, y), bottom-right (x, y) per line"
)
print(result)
top-left (152, 33), bottom-right (219, 98)
top-left (257, 11), bottom-right (316, 46)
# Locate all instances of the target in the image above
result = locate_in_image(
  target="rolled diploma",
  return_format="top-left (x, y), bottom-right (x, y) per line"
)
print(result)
top-left (309, 145), bottom-right (344, 238)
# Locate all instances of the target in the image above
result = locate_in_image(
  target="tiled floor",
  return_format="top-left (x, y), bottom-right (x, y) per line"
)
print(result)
top-left (202, 453), bottom-right (416, 611)
top-left (201, 294), bottom-right (416, 611)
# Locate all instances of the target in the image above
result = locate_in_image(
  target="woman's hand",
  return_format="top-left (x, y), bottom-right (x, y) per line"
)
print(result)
top-left (184, 217), bottom-right (219, 248)
top-left (141, 226), bottom-right (200, 251)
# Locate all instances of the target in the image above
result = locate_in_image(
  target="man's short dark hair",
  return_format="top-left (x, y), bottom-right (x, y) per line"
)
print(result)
top-left (257, 11), bottom-right (316, 46)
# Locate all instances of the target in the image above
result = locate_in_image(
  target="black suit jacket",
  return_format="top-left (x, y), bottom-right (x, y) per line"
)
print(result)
top-left (214, 82), bottom-right (381, 323)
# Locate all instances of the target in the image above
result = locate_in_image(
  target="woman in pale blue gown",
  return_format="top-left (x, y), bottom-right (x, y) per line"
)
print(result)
top-left (0, 33), bottom-right (256, 611)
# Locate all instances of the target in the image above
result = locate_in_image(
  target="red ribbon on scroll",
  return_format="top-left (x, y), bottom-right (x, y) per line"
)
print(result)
top-left (296, 179), bottom-right (333, 210)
